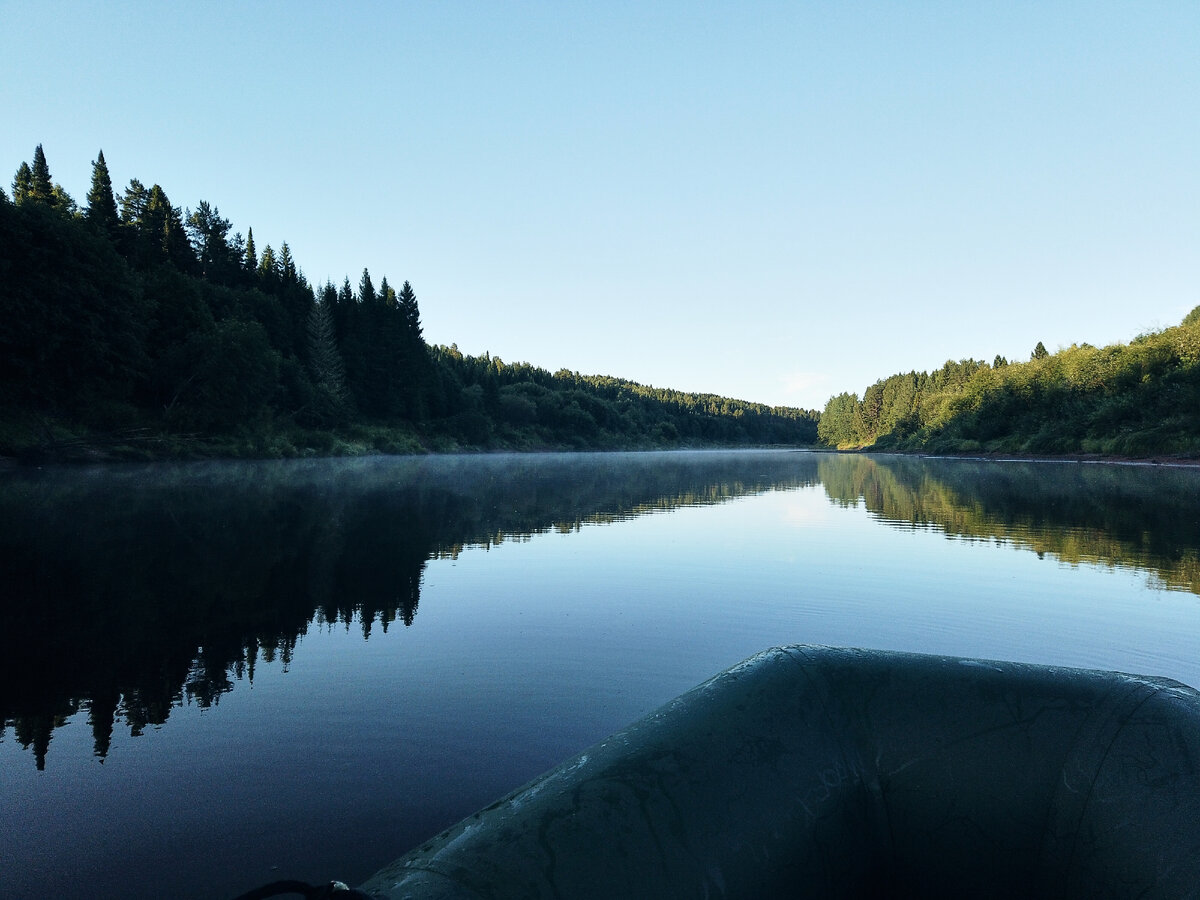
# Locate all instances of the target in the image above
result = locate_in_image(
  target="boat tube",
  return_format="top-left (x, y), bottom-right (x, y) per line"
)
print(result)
top-left (360, 646), bottom-right (1200, 899)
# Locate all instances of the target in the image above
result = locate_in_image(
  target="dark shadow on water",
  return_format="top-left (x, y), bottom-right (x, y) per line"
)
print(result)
top-left (0, 451), bottom-right (819, 768)
top-left (2, 450), bottom-right (1198, 768)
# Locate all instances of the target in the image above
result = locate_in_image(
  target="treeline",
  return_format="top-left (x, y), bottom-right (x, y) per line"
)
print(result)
top-left (0, 145), bottom-right (818, 459)
top-left (818, 319), bottom-right (1200, 457)
top-left (430, 346), bottom-right (818, 448)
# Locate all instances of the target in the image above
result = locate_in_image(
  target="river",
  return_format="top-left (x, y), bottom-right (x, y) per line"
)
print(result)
top-left (2, 450), bottom-right (1198, 898)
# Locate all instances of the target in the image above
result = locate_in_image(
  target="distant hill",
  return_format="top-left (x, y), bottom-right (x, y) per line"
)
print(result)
top-left (0, 145), bottom-right (818, 460)
top-left (817, 309), bottom-right (1200, 458)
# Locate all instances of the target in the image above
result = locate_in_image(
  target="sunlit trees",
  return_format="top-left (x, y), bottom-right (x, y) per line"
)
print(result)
top-left (10, 145), bottom-right (74, 211)
top-left (818, 392), bottom-right (862, 447)
top-left (823, 320), bottom-right (1200, 456)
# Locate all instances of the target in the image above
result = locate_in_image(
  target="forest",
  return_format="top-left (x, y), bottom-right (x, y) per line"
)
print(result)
top-left (818, 319), bottom-right (1200, 457)
top-left (4, 144), bottom-right (1195, 462)
top-left (0, 145), bottom-right (819, 460)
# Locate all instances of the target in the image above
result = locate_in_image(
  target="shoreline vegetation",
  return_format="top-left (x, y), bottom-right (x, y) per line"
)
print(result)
top-left (2, 144), bottom-right (1197, 466)
top-left (0, 145), bottom-right (818, 464)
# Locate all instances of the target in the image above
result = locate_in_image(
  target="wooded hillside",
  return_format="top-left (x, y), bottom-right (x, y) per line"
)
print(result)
top-left (818, 312), bottom-right (1200, 457)
top-left (0, 146), bottom-right (819, 459)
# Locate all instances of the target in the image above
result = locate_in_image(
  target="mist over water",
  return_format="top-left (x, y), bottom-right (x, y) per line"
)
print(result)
top-left (2, 450), bottom-right (1198, 898)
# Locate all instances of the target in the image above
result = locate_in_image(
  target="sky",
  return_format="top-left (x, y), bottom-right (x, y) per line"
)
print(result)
top-left (3, 2), bottom-right (1197, 411)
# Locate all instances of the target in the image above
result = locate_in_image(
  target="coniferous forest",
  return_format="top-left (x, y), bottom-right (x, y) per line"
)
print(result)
top-left (3, 145), bottom-right (1196, 463)
top-left (0, 146), bottom-right (820, 460)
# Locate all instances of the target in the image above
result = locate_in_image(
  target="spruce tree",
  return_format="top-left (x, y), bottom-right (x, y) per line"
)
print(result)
top-left (258, 244), bottom-right (278, 279)
top-left (398, 280), bottom-right (422, 339)
top-left (145, 185), bottom-right (192, 270)
top-left (306, 298), bottom-right (349, 417)
top-left (333, 277), bottom-right (354, 343)
top-left (358, 268), bottom-right (376, 305)
top-left (279, 242), bottom-right (296, 283)
top-left (1031, 341), bottom-right (1049, 360)
top-left (12, 162), bottom-right (33, 204)
top-left (30, 145), bottom-right (52, 203)
top-left (86, 150), bottom-right (120, 237)
top-left (243, 227), bottom-right (257, 270)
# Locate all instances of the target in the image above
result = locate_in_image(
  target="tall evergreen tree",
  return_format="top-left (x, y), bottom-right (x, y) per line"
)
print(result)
top-left (185, 201), bottom-right (233, 279)
top-left (338, 277), bottom-right (354, 306)
top-left (120, 178), bottom-right (149, 225)
top-left (30, 145), bottom-right (53, 203)
top-left (1031, 341), bottom-right (1049, 360)
top-left (86, 150), bottom-right (120, 237)
top-left (378, 275), bottom-right (395, 307)
top-left (306, 297), bottom-right (349, 418)
top-left (12, 162), bottom-right (34, 204)
top-left (332, 276), bottom-right (355, 343)
top-left (243, 227), bottom-right (257, 271)
top-left (398, 280), bottom-right (422, 339)
top-left (358, 268), bottom-right (376, 305)
top-left (145, 185), bottom-right (192, 270)
top-left (258, 244), bottom-right (278, 280)
top-left (279, 242), bottom-right (297, 283)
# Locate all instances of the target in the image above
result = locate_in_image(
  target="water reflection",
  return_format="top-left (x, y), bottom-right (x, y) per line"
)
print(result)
top-left (1, 450), bottom-right (1198, 769)
top-left (0, 451), bottom-right (817, 768)
top-left (820, 455), bottom-right (1200, 593)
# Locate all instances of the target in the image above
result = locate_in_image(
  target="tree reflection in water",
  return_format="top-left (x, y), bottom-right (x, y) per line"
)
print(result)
top-left (2, 450), bottom-right (1198, 769)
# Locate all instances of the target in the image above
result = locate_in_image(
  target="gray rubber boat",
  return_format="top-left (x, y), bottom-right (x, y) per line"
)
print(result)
top-left (360, 645), bottom-right (1200, 899)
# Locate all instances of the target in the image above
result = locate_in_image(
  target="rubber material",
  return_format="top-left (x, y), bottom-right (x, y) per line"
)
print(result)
top-left (359, 646), bottom-right (1200, 899)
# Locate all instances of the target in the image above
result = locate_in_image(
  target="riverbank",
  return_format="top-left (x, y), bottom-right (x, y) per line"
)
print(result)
top-left (0, 413), bottom-right (807, 466)
top-left (909, 450), bottom-right (1200, 469)
top-left (4, 410), bottom-right (1196, 468)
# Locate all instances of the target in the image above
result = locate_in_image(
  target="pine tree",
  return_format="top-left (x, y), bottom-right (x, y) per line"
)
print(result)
top-left (120, 178), bottom-right (149, 225)
top-left (86, 150), bottom-right (120, 237)
top-left (278, 242), bottom-right (296, 283)
top-left (146, 185), bottom-right (192, 270)
top-left (185, 200), bottom-right (233, 279)
top-left (358, 268), bottom-right (376, 305)
top-left (258, 244), bottom-right (278, 279)
top-left (332, 277), bottom-right (354, 343)
top-left (1031, 341), bottom-right (1049, 361)
top-left (306, 298), bottom-right (349, 417)
top-left (30, 145), bottom-right (52, 203)
top-left (243, 227), bottom-right (257, 270)
top-left (378, 276), bottom-right (395, 306)
top-left (12, 162), bottom-right (34, 204)
top-left (397, 280), bottom-right (422, 339)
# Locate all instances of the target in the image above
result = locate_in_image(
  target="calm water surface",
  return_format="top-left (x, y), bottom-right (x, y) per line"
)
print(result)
top-left (2, 450), bottom-right (1198, 898)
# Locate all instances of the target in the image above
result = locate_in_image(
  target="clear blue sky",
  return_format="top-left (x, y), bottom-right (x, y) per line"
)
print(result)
top-left (4, 2), bottom-right (1197, 410)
